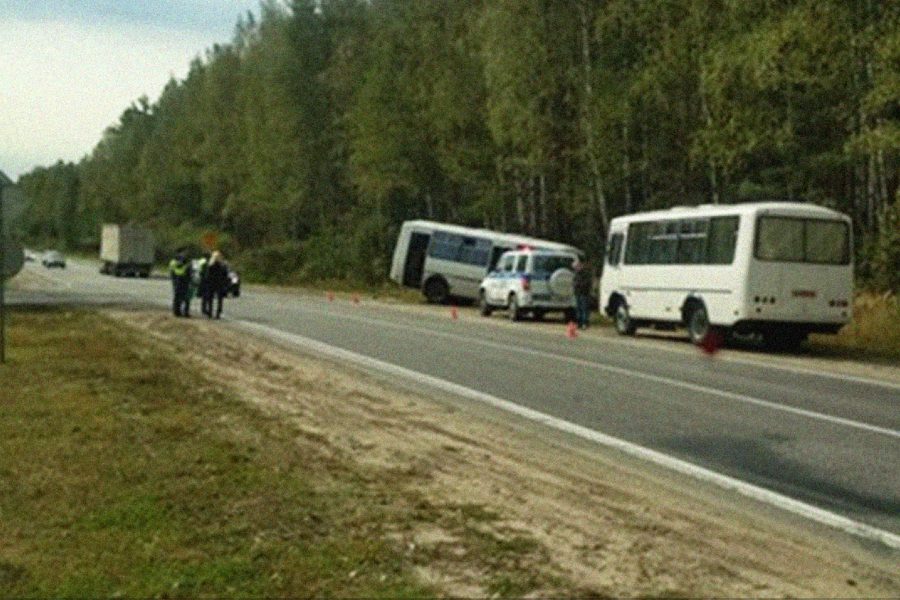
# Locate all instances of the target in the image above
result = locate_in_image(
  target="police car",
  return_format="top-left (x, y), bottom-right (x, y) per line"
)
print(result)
top-left (478, 248), bottom-right (578, 321)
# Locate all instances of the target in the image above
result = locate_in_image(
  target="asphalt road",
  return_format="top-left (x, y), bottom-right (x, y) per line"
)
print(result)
top-left (8, 258), bottom-right (900, 538)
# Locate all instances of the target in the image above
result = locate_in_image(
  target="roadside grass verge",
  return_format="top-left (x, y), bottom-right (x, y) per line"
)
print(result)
top-left (0, 307), bottom-right (432, 597)
top-left (810, 292), bottom-right (900, 362)
top-left (0, 307), bottom-right (566, 597)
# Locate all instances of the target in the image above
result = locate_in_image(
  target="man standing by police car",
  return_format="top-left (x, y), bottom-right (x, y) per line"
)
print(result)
top-left (169, 250), bottom-right (192, 317)
top-left (572, 259), bottom-right (593, 329)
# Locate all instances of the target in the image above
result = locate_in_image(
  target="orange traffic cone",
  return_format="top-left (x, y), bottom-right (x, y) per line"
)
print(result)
top-left (566, 321), bottom-right (578, 339)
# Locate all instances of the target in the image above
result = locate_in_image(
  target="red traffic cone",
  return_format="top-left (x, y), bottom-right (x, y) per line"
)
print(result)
top-left (450, 306), bottom-right (459, 321)
top-left (566, 321), bottom-right (578, 339)
top-left (700, 330), bottom-right (723, 356)
top-left (327, 291), bottom-right (335, 302)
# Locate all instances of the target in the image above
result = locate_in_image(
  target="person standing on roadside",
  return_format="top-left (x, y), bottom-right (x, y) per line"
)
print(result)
top-left (572, 259), bottom-right (593, 330)
top-left (196, 252), bottom-right (213, 317)
top-left (206, 250), bottom-right (230, 319)
top-left (169, 250), bottom-right (192, 317)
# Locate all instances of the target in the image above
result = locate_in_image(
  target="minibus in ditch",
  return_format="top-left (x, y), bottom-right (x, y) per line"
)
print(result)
top-left (390, 220), bottom-right (582, 303)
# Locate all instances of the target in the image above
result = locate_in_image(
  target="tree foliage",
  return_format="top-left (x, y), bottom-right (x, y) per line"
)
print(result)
top-left (17, 0), bottom-right (900, 289)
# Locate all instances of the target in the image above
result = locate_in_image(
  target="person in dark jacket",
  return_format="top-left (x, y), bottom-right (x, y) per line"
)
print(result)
top-left (572, 259), bottom-right (593, 329)
top-left (196, 253), bottom-right (214, 317)
top-left (169, 251), bottom-right (192, 317)
top-left (206, 250), bottom-right (230, 319)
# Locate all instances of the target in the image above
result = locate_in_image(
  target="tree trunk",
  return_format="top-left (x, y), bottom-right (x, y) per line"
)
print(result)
top-left (577, 0), bottom-right (609, 236)
top-left (622, 120), bottom-right (633, 213)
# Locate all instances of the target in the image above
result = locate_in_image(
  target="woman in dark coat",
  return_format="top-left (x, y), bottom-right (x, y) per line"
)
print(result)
top-left (206, 250), bottom-right (230, 319)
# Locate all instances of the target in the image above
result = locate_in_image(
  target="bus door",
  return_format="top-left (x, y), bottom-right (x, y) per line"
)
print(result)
top-left (403, 232), bottom-right (430, 287)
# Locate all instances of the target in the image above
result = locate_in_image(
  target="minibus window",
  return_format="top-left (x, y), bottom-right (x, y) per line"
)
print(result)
top-left (806, 220), bottom-right (849, 264)
top-left (706, 217), bottom-right (739, 264)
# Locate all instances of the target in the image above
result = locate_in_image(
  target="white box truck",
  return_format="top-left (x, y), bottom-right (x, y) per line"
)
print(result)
top-left (100, 224), bottom-right (155, 277)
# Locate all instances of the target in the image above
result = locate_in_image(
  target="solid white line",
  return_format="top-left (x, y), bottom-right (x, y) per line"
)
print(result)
top-left (233, 318), bottom-right (900, 550)
top-left (331, 296), bottom-right (900, 392)
top-left (271, 303), bottom-right (900, 439)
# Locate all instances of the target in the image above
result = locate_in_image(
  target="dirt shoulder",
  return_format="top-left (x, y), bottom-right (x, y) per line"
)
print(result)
top-left (111, 309), bottom-right (898, 598)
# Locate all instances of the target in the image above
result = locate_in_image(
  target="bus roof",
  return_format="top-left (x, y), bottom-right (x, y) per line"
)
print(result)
top-left (608, 202), bottom-right (849, 225)
top-left (401, 219), bottom-right (582, 252)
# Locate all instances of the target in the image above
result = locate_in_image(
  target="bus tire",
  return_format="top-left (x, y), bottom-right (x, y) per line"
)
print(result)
top-left (687, 304), bottom-right (711, 345)
top-left (479, 291), bottom-right (492, 317)
top-left (423, 277), bottom-right (449, 304)
top-left (508, 294), bottom-right (521, 322)
top-left (614, 303), bottom-right (637, 335)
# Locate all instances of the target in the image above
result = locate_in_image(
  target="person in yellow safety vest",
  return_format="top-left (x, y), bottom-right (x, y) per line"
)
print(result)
top-left (169, 251), bottom-right (192, 317)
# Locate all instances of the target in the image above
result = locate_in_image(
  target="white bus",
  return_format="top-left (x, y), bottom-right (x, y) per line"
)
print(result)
top-left (599, 202), bottom-right (853, 349)
top-left (390, 220), bottom-right (583, 303)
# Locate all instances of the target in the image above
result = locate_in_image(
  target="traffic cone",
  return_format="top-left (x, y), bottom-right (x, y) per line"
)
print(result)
top-left (566, 321), bottom-right (578, 339)
top-left (450, 306), bottom-right (459, 321)
top-left (700, 330), bottom-right (722, 356)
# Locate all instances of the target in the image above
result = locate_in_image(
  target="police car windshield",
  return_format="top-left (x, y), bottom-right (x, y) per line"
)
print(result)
top-left (532, 255), bottom-right (575, 274)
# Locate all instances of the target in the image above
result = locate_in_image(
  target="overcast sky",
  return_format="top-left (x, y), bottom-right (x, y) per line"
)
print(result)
top-left (0, 1), bottom-right (264, 180)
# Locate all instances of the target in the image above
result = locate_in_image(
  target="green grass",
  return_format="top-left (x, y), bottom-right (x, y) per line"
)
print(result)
top-left (0, 307), bottom-right (567, 598)
top-left (810, 292), bottom-right (900, 363)
top-left (0, 307), bottom-right (433, 598)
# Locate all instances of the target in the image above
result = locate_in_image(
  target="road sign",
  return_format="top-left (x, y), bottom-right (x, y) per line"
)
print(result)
top-left (201, 231), bottom-right (219, 250)
top-left (1, 238), bottom-right (23, 280)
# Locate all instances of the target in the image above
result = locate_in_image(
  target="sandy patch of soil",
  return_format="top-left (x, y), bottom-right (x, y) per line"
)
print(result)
top-left (108, 309), bottom-right (898, 597)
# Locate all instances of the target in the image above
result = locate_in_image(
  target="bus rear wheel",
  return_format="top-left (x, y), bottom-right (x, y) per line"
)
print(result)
top-left (423, 278), bottom-right (449, 304)
top-left (762, 329), bottom-right (807, 352)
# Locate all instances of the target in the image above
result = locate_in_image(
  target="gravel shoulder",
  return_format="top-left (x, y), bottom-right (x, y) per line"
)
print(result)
top-left (110, 308), bottom-right (899, 597)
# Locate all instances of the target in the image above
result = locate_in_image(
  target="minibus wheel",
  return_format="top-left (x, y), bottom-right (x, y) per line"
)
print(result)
top-left (614, 304), bottom-right (637, 335)
top-left (423, 277), bottom-right (449, 304)
top-left (687, 305), bottom-right (710, 345)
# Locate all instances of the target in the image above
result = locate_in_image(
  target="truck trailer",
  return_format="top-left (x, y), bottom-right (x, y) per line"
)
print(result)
top-left (100, 224), bottom-right (155, 277)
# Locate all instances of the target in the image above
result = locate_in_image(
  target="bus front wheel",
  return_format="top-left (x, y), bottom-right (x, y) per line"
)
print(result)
top-left (614, 304), bottom-right (637, 336)
top-left (687, 305), bottom-right (711, 345)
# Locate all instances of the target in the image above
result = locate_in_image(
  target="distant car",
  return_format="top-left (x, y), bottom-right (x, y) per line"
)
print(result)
top-left (227, 269), bottom-right (240, 297)
top-left (478, 248), bottom-right (578, 321)
top-left (42, 250), bottom-right (66, 268)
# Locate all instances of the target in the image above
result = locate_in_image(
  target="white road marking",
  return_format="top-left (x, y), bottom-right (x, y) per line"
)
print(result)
top-left (335, 296), bottom-right (900, 392)
top-left (270, 303), bottom-right (900, 439)
top-left (234, 318), bottom-right (900, 550)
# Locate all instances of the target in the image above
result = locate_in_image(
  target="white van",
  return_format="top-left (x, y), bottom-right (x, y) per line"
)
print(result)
top-left (599, 202), bottom-right (853, 348)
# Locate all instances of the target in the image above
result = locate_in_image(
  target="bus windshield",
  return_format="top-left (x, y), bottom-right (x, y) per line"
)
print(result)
top-left (755, 217), bottom-right (849, 265)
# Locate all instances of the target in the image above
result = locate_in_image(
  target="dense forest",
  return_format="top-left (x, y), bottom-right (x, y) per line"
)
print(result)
top-left (17, 0), bottom-right (900, 291)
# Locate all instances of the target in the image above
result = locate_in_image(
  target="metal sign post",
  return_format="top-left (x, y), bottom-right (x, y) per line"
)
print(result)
top-left (1, 181), bottom-right (6, 364)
